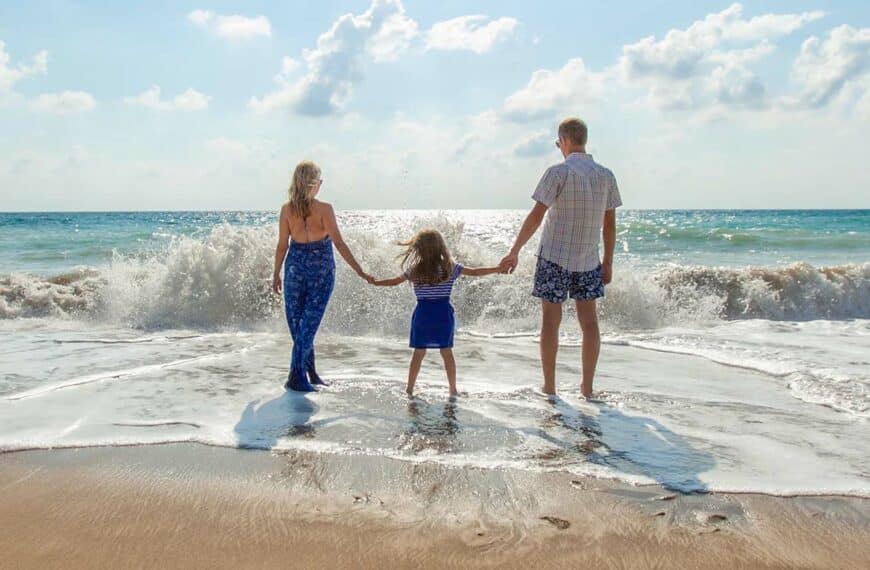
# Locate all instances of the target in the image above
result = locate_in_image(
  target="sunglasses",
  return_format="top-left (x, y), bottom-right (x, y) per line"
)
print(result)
top-left (555, 140), bottom-right (561, 149)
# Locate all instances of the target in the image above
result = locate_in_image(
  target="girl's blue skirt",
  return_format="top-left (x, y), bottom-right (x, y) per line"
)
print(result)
top-left (409, 299), bottom-right (455, 349)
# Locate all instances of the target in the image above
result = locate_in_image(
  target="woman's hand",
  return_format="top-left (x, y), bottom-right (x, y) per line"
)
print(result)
top-left (272, 273), bottom-right (282, 294)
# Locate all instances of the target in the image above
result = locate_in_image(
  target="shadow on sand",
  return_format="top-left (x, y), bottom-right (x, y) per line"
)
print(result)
top-left (234, 392), bottom-right (321, 450)
top-left (529, 397), bottom-right (715, 493)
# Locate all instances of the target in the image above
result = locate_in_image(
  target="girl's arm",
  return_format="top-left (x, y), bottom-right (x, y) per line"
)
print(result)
top-left (461, 265), bottom-right (502, 277)
top-left (272, 205), bottom-right (290, 293)
top-left (323, 203), bottom-right (372, 282)
top-left (371, 275), bottom-right (408, 287)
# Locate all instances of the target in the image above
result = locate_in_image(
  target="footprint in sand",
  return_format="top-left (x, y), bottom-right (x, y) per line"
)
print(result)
top-left (540, 516), bottom-right (571, 530)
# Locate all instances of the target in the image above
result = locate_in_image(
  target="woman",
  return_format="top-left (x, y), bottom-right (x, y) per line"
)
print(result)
top-left (272, 160), bottom-right (371, 392)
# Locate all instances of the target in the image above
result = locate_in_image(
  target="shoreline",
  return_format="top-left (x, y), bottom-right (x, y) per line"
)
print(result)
top-left (1, 441), bottom-right (868, 500)
top-left (2, 443), bottom-right (868, 569)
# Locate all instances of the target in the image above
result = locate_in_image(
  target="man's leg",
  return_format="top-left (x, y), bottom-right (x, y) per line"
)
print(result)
top-left (575, 299), bottom-right (600, 398)
top-left (540, 301), bottom-right (562, 395)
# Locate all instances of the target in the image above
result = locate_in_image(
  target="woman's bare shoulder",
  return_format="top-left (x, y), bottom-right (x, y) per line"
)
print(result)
top-left (311, 199), bottom-right (334, 214)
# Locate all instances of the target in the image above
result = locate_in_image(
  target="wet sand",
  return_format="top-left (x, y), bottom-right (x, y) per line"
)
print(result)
top-left (1, 444), bottom-right (868, 569)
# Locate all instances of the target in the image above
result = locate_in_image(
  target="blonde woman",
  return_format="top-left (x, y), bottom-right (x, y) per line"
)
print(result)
top-left (272, 161), bottom-right (372, 392)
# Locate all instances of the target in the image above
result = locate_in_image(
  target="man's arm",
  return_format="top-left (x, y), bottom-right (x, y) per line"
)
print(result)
top-left (499, 201), bottom-right (549, 273)
top-left (601, 209), bottom-right (616, 284)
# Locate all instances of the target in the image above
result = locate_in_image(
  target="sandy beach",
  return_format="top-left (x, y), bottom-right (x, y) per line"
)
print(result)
top-left (2, 444), bottom-right (868, 569)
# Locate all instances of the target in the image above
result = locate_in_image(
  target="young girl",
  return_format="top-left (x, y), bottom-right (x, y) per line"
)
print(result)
top-left (371, 229), bottom-right (502, 397)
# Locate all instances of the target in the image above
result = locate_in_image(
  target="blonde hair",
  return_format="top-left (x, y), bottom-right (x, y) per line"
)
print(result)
top-left (558, 117), bottom-right (588, 146)
top-left (288, 161), bottom-right (321, 219)
top-left (398, 229), bottom-right (454, 285)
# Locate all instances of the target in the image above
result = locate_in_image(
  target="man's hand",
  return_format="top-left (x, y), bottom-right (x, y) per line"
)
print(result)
top-left (601, 261), bottom-right (612, 285)
top-left (499, 252), bottom-right (519, 274)
top-left (272, 273), bottom-right (282, 294)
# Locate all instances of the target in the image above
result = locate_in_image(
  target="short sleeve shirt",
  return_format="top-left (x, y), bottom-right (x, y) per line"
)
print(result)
top-left (532, 153), bottom-right (622, 272)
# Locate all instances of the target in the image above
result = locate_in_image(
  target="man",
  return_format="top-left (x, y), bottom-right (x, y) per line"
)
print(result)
top-left (500, 118), bottom-right (622, 398)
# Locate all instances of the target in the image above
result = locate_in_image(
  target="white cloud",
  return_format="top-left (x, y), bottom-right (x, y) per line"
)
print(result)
top-left (618, 3), bottom-right (823, 110)
top-left (0, 40), bottom-right (47, 95)
top-left (204, 137), bottom-right (252, 161)
top-left (503, 58), bottom-right (608, 121)
top-left (451, 133), bottom-right (479, 158)
top-left (124, 86), bottom-right (210, 111)
top-left (279, 57), bottom-right (298, 76)
top-left (620, 4), bottom-right (822, 81)
top-left (249, 0), bottom-right (417, 116)
top-left (32, 90), bottom-right (96, 114)
top-left (789, 25), bottom-right (870, 108)
top-left (368, 4), bottom-right (419, 62)
top-left (187, 10), bottom-right (272, 40)
top-left (857, 88), bottom-right (870, 121)
top-left (512, 130), bottom-right (553, 157)
top-left (426, 15), bottom-right (518, 54)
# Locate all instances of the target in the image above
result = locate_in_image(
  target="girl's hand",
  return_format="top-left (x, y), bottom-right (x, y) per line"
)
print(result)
top-left (272, 273), bottom-right (282, 294)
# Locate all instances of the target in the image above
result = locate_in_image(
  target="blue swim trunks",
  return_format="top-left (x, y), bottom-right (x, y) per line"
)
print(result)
top-left (532, 257), bottom-right (604, 304)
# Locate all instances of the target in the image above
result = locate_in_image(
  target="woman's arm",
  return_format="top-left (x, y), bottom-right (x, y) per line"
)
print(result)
top-left (371, 275), bottom-right (408, 287)
top-left (272, 205), bottom-right (290, 293)
top-left (461, 266), bottom-right (502, 277)
top-left (323, 203), bottom-right (371, 281)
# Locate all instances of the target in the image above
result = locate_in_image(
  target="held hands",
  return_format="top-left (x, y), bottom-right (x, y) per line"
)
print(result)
top-left (499, 251), bottom-right (519, 274)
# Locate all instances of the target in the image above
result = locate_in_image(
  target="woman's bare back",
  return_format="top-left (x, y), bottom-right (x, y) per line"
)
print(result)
top-left (284, 200), bottom-right (330, 243)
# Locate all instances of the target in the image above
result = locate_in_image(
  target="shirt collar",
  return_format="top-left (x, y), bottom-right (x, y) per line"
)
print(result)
top-left (566, 152), bottom-right (593, 162)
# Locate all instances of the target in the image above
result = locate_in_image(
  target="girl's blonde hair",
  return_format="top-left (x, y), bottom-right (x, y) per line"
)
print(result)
top-left (288, 161), bottom-right (321, 219)
top-left (398, 229), bottom-right (454, 285)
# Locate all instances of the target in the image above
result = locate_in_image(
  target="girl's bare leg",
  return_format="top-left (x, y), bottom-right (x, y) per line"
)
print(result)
top-left (439, 348), bottom-right (457, 396)
top-left (407, 349), bottom-right (426, 396)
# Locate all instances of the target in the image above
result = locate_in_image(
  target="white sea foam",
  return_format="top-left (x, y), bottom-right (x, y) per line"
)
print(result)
top-left (1, 222), bottom-right (868, 331)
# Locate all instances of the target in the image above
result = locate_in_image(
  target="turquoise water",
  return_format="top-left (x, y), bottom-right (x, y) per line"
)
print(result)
top-left (1, 210), bottom-right (868, 275)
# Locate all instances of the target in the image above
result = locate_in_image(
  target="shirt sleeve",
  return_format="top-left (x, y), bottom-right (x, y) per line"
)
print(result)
top-left (606, 172), bottom-right (623, 210)
top-left (452, 263), bottom-right (464, 279)
top-left (531, 166), bottom-right (564, 207)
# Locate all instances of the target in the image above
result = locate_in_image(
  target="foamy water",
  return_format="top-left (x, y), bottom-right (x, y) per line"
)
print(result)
top-left (0, 210), bottom-right (868, 496)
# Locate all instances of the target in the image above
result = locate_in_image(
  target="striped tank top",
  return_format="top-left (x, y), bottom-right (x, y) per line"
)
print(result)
top-left (406, 263), bottom-right (463, 301)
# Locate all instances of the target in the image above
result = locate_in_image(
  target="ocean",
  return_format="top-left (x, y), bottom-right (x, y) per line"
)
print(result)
top-left (1, 209), bottom-right (868, 496)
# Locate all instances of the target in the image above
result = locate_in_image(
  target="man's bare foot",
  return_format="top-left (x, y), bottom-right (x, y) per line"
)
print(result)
top-left (406, 388), bottom-right (414, 398)
top-left (541, 385), bottom-right (556, 395)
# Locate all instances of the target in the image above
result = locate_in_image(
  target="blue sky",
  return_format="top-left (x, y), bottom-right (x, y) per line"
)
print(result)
top-left (1, 1), bottom-right (868, 211)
